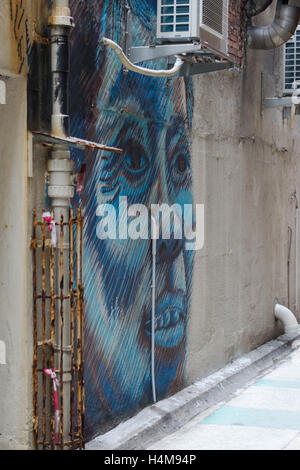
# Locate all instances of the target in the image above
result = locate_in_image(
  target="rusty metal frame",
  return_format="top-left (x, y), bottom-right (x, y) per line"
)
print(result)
top-left (31, 209), bottom-right (85, 450)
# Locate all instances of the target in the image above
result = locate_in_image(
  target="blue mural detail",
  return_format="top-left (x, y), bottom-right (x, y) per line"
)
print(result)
top-left (70, 0), bottom-right (194, 439)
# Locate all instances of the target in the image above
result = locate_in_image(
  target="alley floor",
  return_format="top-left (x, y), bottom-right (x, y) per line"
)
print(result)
top-left (147, 347), bottom-right (300, 451)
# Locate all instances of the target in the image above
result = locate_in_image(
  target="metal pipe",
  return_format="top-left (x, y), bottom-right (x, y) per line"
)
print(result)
top-left (288, 226), bottom-right (292, 309)
top-left (248, 0), bottom-right (300, 49)
top-left (290, 191), bottom-right (299, 313)
top-left (295, 192), bottom-right (299, 313)
top-left (47, 0), bottom-right (74, 447)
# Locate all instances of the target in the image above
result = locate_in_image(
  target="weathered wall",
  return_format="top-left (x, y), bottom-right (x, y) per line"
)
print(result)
top-left (0, 0), bottom-right (35, 450)
top-left (0, 73), bottom-right (31, 451)
top-left (187, 2), bottom-right (300, 383)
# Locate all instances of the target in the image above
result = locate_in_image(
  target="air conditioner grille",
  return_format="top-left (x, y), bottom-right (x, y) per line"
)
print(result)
top-left (159, 0), bottom-right (191, 35)
top-left (202, 0), bottom-right (228, 37)
top-left (284, 26), bottom-right (300, 94)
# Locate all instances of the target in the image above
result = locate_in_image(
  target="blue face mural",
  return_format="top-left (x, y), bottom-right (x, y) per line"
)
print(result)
top-left (70, 0), bottom-right (194, 439)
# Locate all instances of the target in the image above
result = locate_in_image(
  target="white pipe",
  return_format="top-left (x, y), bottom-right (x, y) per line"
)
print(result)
top-left (151, 216), bottom-right (158, 403)
top-left (274, 303), bottom-right (300, 338)
top-left (48, 0), bottom-right (74, 447)
top-left (102, 37), bottom-right (184, 78)
top-left (290, 83), bottom-right (300, 128)
top-left (296, 199), bottom-right (299, 313)
top-left (291, 191), bottom-right (299, 312)
top-left (0, 79), bottom-right (6, 105)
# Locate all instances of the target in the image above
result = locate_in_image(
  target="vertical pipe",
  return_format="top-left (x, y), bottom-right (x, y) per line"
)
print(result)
top-left (296, 195), bottom-right (299, 313)
top-left (288, 226), bottom-right (292, 309)
top-left (151, 216), bottom-right (157, 404)
top-left (76, 211), bottom-right (82, 438)
top-left (79, 210), bottom-right (85, 449)
top-left (32, 211), bottom-right (38, 449)
top-left (50, 210), bottom-right (56, 449)
top-left (47, 2), bottom-right (74, 447)
top-left (41, 219), bottom-right (46, 447)
top-left (59, 215), bottom-right (64, 449)
top-left (69, 209), bottom-right (75, 447)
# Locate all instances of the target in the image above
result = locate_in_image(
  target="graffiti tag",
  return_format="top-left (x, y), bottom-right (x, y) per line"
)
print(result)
top-left (9, 0), bottom-right (33, 74)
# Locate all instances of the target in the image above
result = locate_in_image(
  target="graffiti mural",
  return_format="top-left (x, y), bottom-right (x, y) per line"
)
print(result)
top-left (70, 0), bottom-right (194, 439)
top-left (9, 0), bottom-right (33, 75)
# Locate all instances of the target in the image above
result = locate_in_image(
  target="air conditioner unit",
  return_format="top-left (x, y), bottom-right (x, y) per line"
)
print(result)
top-left (157, 0), bottom-right (229, 57)
top-left (284, 25), bottom-right (300, 95)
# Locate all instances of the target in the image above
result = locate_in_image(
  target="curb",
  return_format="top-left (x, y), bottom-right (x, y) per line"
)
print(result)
top-left (86, 334), bottom-right (300, 450)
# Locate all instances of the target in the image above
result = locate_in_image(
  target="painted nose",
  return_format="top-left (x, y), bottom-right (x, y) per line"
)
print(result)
top-left (155, 237), bottom-right (184, 264)
top-left (151, 213), bottom-right (184, 264)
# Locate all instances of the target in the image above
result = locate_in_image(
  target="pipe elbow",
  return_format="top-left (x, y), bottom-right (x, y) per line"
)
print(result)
top-left (246, 0), bottom-right (273, 18)
top-left (274, 303), bottom-right (300, 338)
top-left (248, 4), bottom-right (300, 50)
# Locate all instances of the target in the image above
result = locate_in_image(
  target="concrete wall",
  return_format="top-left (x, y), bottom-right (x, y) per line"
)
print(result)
top-left (187, 7), bottom-right (300, 381)
top-left (0, 75), bottom-right (32, 450)
top-left (0, 0), bottom-right (36, 450)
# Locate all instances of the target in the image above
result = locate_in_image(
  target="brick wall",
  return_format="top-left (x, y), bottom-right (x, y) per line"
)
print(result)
top-left (228, 0), bottom-right (246, 67)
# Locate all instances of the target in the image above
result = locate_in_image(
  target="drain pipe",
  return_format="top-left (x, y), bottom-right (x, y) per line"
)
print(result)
top-left (274, 301), bottom-right (300, 338)
top-left (295, 192), bottom-right (299, 313)
top-left (290, 191), bottom-right (299, 312)
top-left (287, 226), bottom-right (292, 309)
top-left (151, 216), bottom-right (158, 403)
top-left (48, 0), bottom-right (74, 213)
top-left (47, 0), bottom-right (74, 447)
top-left (248, 0), bottom-right (300, 50)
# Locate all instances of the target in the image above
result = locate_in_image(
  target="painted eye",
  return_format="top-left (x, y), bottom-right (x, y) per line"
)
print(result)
top-left (124, 141), bottom-right (149, 172)
top-left (174, 154), bottom-right (188, 174)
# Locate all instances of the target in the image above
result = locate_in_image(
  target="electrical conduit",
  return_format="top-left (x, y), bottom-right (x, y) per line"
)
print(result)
top-left (101, 37), bottom-right (184, 78)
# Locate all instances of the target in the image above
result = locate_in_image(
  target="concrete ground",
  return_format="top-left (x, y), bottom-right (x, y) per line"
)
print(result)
top-left (87, 335), bottom-right (300, 451)
top-left (147, 347), bottom-right (300, 450)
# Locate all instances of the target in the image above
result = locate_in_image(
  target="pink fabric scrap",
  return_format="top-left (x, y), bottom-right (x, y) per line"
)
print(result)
top-left (42, 212), bottom-right (57, 248)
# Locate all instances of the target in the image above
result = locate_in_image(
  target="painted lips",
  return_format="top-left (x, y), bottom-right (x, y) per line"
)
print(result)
top-left (144, 293), bottom-right (186, 349)
top-left (145, 307), bottom-right (184, 331)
